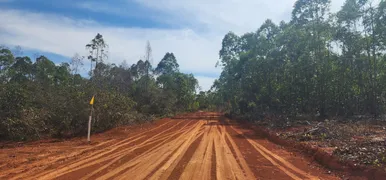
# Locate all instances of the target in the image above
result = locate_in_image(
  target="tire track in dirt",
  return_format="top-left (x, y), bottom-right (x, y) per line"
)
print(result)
top-left (1, 113), bottom-right (341, 180)
top-left (0, 139), bottom-right (115, 179)
top-left (2, 120), bottom-right (175, 179)
top-left (179, 121), bottom-right (255, 180)
top-left (24, 134), bottom-right (148, 180)
top-left (148, 124), bottom-right (206, 180)
top-left (78, 120), bottom-right (199, 180)
top-left (96, 120), bottom-right (204, 180)
top-left (179, 123), bottom-right (215, 180)
top-left (230, 125), bottom-right (319, 180)
top-left (55, 120), bottom-right (192, 179)
top-left (214, 125), bottom-right (248, 180)
top-left (5, 120), bottom-right (176, 180)
top-left (23, 120), bottom-right (185, 180)
top-left (222, 126), bottom-right (256, 180)
top-left (110, 121), bottom-right (205, 179)
top-left (164, 129), bottom-right (204, 180)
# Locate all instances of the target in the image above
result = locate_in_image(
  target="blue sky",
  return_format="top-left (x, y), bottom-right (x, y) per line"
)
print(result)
top-left (0, 0), bottom-right (348, 90)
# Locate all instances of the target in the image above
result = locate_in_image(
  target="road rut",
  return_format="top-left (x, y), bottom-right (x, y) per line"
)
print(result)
top-left (0, 112), bottom-right (338, 180)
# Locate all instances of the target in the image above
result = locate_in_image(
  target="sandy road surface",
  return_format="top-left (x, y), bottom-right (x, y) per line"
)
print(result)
top-left (0, 112), bottom-right (338, 179)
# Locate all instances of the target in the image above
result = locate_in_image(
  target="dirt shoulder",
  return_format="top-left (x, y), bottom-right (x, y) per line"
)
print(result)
top-left (238, 115), bottom-right (386, 179)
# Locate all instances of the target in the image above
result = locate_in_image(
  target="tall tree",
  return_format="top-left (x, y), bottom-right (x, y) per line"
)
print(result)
top-left (155, 52), bottom-right (179, 75)
top-left (86, 33), bottom-right (108, 76)
top-left (212, 0), bottom-right (386, 120)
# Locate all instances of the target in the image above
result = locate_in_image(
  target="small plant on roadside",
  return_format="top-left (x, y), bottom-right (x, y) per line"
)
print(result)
top-left (373, 159), bottom-right (381, 167)
top-left (301, 133), bottom-right (313, 141)
top-left (320, 133), bottom-right (327, 140)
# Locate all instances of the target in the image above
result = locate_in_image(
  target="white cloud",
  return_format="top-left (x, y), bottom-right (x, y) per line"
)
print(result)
top-left (0, 0), bottom-right (355, 90)
top-left (0, 9), bottom-right (221, 77)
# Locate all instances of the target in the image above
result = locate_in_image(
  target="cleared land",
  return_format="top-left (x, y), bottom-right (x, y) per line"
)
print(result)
top-left (0, 112), bottom-right (338, 179)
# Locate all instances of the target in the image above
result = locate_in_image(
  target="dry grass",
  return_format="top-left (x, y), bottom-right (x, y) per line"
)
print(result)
top-left (269, 118), bottom-right (386, 168)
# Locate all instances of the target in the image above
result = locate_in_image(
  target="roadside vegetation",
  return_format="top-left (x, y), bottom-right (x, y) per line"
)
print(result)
top-left (1, 0), bottom-right (386, 173)
top-left (0, 34), bottom-right (210, 141)
top-left (211, 0), bottom-right (386, 169)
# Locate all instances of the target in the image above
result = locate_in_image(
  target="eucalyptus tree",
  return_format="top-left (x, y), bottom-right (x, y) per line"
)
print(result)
top-left (86, 33), bottom-right (108, 76)
top-left (155, 52), bottom-right (179, 75)
top-left (212, 0), bottom-right (386, 120)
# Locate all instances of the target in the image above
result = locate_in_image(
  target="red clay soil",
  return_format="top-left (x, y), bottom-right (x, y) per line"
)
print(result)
top-left (0, 112), bottom-right (344, 180)
top-left (233, 118), bottom-right (386, 180)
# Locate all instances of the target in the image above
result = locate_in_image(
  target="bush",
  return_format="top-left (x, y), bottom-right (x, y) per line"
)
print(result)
top-left (92, 91), bottom-right (136, 132)
top-left (0, 47), bottom-right (199, 141)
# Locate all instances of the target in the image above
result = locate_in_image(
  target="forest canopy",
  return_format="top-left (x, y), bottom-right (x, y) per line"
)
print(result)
top-left (0, 34), bottom-right (207, 140)
top-left (212, 0), bottom-right (386, 120)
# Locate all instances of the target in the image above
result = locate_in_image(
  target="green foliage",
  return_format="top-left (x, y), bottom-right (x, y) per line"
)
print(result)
top-left (212, 0), bottom-right (386, 120)
top-left (0, 35), bottom-right (199, 141)
top-left (92, 91), bottom-right (136, 132)
top-left (155, 52), bottom-right (179, 75)
top-left (86, 33), bottom-right (107, 64)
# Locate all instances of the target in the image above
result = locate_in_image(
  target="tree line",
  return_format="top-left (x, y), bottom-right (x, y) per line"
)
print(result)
top-left (0, 34), bottom-right (204, 140)
top-left (212, 0), bottom-right (386, 120)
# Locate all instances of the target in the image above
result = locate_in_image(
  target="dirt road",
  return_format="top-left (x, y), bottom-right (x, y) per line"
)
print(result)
top-left (0, 112), bottom-right (338, 179)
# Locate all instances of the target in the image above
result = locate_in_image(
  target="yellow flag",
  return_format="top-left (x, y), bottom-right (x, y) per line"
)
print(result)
top-left (90, 96), bottom-right (95, 105)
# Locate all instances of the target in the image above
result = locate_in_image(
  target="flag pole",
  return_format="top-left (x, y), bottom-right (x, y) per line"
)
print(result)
top-left (88, 95), bottom-right (95, 143)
